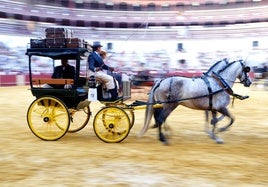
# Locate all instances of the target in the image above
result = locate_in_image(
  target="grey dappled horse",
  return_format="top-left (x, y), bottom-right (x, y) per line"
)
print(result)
top-left (151, 59), bottom-right (229, 130)
top-left (139, 60), bottom-right (252, 144)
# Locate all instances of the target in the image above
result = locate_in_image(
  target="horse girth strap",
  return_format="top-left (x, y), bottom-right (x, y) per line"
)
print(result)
top-left (201, 75), bottom-right (213, 110)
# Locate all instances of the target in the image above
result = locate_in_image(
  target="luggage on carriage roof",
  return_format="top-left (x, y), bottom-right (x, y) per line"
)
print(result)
top-left (46, 38), bottom-right (66, 48)
top-left (45, 27), bottom-right (73, 39)
top-left (30, 39), bottom-right (46, 48)
top-left (66, 38), bottom-right (84, 48)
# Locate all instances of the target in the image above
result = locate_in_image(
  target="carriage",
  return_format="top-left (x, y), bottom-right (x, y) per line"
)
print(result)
top-left (26, 47), bottom-right (140, 143)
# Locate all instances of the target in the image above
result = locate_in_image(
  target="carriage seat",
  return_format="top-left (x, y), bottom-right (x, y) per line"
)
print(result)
top-left (32, 78), bottom-right (74, 88)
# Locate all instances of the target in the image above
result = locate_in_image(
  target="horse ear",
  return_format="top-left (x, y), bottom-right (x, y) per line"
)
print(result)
top-left (244, 66), bottom-right (250, 72)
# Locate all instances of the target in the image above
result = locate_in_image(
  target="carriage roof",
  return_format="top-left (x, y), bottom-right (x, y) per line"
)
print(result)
top-left (26, 48), bottom-right (88, 60)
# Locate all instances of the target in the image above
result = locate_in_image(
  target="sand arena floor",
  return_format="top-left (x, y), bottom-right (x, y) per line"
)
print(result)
top-left (0, 85), bottom-right (267, 186)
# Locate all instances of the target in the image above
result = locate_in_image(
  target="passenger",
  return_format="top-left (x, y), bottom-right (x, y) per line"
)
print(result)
top-left (52, 58), bottom-right (75, 79)
top-left (87, 41), bottom-right (120, 101)
top-left (100, 50), bottom-right (121, 91)
top-left (100, 50), bottom-right (107, 60)
top-left (42, 58), bottom-right (75, 89)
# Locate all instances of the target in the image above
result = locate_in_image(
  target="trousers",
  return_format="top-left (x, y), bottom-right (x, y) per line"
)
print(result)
top-left (88, 70), bottom-right (116, 90)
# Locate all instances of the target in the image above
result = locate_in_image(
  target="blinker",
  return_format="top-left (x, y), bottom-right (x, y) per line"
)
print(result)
top-left (244, 66), bottom-right (250, 73)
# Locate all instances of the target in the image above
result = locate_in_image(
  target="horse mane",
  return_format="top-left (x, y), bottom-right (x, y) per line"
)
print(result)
top-left (217, 60), bottom-right (239, 74)
top-left (205, 58), bottom-right (228, 75)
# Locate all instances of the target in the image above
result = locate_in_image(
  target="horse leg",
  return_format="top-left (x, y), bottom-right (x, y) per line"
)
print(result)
top-left (156, 104), bottom-right (177, 145)
top-left (155, 112), bottom-right (167, 144)
top-left (204, 110), bottom-right (225, 133)
top-left (206, 110), bottom-right (224, 144)
top-left (217, 107), bottom-right (234, 132)
top-left (204, 110), bottom-right (216, 134)
top-left (204, 110), bottom-right (210, 133)
top-left (158, 124), bottom-right (168, 145)
top-left (217, 114), bottom-right (225, 122)
top-left (152, 108), bottom-right (162, 128)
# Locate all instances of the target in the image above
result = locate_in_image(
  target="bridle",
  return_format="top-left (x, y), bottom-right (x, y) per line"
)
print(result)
top-left (238, 60), bottom-right (251, 85)
top-left (215, 60), bottom-right (250, 85)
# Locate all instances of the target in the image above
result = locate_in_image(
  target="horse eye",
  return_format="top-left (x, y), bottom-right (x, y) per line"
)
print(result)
top-left (244, 66), bottom-right (250, 72)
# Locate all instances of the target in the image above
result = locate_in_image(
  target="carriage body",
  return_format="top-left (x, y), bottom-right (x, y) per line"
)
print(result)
top-left (26, 48), bottom-right (88, 108)
top-left (26, 47), bottom-right (133, 142)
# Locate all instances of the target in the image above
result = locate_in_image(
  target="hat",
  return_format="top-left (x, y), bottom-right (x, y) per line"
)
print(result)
top-left (92, 41), bottom-right (103, 48)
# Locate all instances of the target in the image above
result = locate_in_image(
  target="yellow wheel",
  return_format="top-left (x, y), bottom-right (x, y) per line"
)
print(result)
top-left (124, 108), bottom-right (135, 128)
top-left (68, 106), bottom-right (90, 133)
top-left (93, 106), bottom-right (130, 143)
top-left (27, 96), bottom-right (70, 141)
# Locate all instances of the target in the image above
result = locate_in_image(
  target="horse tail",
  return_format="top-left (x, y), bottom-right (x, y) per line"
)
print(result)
top-left (138, 80), bottom-right (160, 137)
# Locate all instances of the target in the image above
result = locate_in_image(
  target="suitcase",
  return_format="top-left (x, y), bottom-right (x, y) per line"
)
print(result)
top-left (30, 39), bottom-right (46, 48)
top-left (45, 28), bottom-right (73, 38)
top-left (66, 38), bottom-right (84, 48)
top-left (46, 38), bottom-right (66, 48)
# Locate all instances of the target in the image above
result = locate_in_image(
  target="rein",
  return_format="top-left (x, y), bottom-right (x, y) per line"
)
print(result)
top-left (130, 87), bottom-right (225, 107)
top-left (212, 71), bottom-right (249, 107)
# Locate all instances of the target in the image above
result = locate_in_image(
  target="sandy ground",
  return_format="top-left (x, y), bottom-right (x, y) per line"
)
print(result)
top-left (0, 85), bottom-right (267, 186)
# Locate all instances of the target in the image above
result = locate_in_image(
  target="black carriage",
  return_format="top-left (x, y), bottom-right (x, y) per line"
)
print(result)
top-left (26, 47), bottom-right (134, 142)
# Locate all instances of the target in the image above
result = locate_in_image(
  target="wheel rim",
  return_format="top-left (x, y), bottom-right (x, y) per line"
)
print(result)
top-left (27, 96), bottom-right (70, 141)
top-left (68, 106), bottom-right (90, 133)
top-left (93, 107), bottom-right (130, 143)
top-left (124, 109), bottom-right (135, 128)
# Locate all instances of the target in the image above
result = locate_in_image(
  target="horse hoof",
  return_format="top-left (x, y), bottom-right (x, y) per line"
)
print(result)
top-left (162, 141), bottom-right (169, 146)
top-left (160, 139), bottom-right (169, 145)
top-left (159, 133), bottom-right (169, 145)
top-left (215, 137), bottom-right (224, 144)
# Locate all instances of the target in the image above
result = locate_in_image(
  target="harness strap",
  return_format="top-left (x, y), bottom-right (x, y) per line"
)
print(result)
top-left (212, 71), bottom-right (249, 100)
top-left (212, 71), bottom-right (233, 95)
top-left (168, 78), bottom-right (173, 100)
top-left (201, 75), bottom-right (213, 110)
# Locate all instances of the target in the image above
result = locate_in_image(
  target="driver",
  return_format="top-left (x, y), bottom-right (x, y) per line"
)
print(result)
top-left (87, 41), bottom-right (120, 101)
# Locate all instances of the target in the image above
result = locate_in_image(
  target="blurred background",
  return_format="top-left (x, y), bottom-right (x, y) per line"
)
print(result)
top-left (0, 0), bottom-right (268, 86)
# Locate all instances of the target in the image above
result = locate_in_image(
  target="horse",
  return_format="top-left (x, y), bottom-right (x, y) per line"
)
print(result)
top-left (138, 59), bottom-right (252, 144)
top-left (151, 59), bottom-right (229, 132)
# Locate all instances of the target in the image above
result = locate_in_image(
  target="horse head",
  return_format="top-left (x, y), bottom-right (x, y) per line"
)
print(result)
top-left (216, 59), bottom-right (252, 88)
top-left (238, 60), bottom-right (252, 87)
